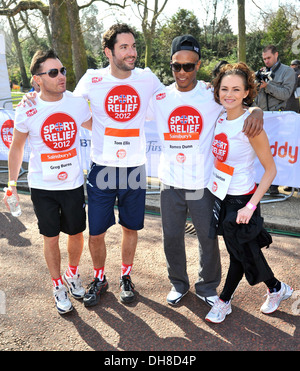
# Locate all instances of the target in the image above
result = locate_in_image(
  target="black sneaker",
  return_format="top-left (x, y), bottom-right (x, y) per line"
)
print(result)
top-left (120, 275), bottom-right (135, 304)
top-left (83, 276), bottom-right (108, 307)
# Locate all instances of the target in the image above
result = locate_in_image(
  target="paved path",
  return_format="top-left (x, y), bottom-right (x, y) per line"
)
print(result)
top-left (0, 193), bottom-right (299, 352)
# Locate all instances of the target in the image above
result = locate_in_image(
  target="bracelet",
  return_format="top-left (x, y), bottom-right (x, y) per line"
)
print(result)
top-left (246, 202), bottom-right (257, 211)
top-left (8, 180), bottom-right (17, 187)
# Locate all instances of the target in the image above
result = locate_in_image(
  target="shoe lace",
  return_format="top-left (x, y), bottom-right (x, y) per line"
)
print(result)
top-left (121, 275), bottom-right (135, 291)
top-left (86, 278), bottom-right (99, 293)
top-left (55, 287), bottom-right (68, 302)
top-left (68, 274), bottom-right (83, 289)
top-left (264, 290), bottom-right (280, 305)
top-left (212, 298), bottom-right (229, 314)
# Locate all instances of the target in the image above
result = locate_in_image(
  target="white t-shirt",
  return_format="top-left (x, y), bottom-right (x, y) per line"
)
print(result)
top-left (212, 110), bottom-right (256, 195)
top-left (150, 81), bottom-right (223, 189)
top-left (74, 66), bottom-right (163, 167)
top-left (15, 91), bottom-right (91, 190)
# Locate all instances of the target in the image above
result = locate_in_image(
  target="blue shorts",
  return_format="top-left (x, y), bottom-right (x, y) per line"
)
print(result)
top-left (87, 163), bottom-right (146, 235)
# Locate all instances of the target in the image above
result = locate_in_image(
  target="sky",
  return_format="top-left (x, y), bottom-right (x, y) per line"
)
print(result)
top-left (93, 0), bottom-right (294, 35)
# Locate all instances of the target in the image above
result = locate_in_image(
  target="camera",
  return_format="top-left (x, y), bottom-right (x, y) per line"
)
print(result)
top-left (255, 68), bottom-right (275, 83)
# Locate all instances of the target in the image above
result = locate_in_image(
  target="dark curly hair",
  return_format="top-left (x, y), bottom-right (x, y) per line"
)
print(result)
top-left (102, 23), bottom-right (136, 53)
top-left (213, 62), bottom-right (258, 106)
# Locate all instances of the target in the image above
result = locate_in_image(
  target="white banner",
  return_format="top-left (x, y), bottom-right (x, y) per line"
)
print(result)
top-left (0, 34), bottom-right (13, 110)
top-left (254, 111), bottom-right (300, 188)
top-left (0, 109), bottom-right (30, 162)
top-left (0, 110), bottom-right (299, 187)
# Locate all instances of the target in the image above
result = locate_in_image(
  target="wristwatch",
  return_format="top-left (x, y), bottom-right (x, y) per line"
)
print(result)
top-left (8, 180), bottom-right (17, 187)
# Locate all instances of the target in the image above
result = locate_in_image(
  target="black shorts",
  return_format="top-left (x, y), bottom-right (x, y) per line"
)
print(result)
top-left (30, 186), bottom-right (86, 237)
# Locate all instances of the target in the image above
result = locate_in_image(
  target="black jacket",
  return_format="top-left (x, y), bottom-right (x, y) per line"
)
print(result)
top-left (209, 195), bottom-right (274, 286)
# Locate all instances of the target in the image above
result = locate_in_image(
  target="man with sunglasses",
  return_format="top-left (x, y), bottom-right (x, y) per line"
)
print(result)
top-left (5, 49), bottom-right (92, 314)
top-left (149, 35), bottom-right (263, 307)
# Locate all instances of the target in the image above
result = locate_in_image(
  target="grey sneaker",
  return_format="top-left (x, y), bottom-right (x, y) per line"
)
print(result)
top-left (120, 275), bottom-right (135, 304)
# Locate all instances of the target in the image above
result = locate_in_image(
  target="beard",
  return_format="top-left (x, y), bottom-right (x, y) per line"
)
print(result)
top-left (112, 54), bottom-right (136, 72)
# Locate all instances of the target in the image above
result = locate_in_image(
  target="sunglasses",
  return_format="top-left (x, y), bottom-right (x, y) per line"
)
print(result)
top-left (36, 66), bottom-right (67, 78)
top-left (170, 63), bottom-right (197, 73)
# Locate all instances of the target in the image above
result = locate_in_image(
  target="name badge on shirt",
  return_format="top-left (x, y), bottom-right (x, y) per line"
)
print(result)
top-left (102, 127), bottom-right (141, 165)
top-left (41, 148), bottom-right (80, 182)
top-left (208, 159), bottom-right (234, 200)
top-left (163, 132), bottom-right (199, 164)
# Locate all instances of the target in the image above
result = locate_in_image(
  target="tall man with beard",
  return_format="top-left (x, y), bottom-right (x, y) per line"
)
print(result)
top-left (74, 24), bottom-right (163, 306)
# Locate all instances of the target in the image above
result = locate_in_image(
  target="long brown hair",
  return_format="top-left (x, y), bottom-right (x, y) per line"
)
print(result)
top-left (213, 62), bottom-right (258, 106)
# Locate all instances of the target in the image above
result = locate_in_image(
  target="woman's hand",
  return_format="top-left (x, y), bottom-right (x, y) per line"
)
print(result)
top-left (236, 206), bottom-right (254, 224)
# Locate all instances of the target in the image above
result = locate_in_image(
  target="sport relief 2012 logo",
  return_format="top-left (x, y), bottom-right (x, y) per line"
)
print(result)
top-left (168, 106), bottom-right (203, 134)
top-left (105, 85), bottom-right (140, 122)
top-left (40, 113), bottom-right (77, 151)
top-left (1, 119), bottom-right (14, 148)
top-left (212, 133), bottom-right (229, 162)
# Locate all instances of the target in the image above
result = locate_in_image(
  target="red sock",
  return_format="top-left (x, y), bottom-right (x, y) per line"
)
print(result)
top-left (121, 263), bottom-right (132, 277)
top-left (65, 264), bottom-right (79, 278)
top-left (52, 276), bottom-right (64, 288)
top-left (94, 267), bottom-right (104, 281)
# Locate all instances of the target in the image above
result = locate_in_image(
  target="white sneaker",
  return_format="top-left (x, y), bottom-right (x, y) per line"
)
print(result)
top-left (166, 290), bottom-right (188, 305)
top-left (53, 286), bottom-right (73, 314)
top-left (63, 272), bottom-right (85, 299)
top-left (196, 294), bottom-right (219, 307)
top-left (260, 282), bottom-right (293, 314)
top-left (205, 298), bottom-right (232, 323)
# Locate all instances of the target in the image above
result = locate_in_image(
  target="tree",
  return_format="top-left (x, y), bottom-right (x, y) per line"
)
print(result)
top-left (0, 0), bottom-right (129, 90)
top-left (152, 8), bottom-right (201, 84)
top-left (132, 0), bottom-right (168, 68)
top-left (237, 0), bottom-right (246, 62)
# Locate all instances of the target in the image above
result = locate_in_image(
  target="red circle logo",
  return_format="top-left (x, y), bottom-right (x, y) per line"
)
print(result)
top-left (176, 153), bottom-right (186, 163)
top-left (104, 85), bottom-right (140, 122)
top-left (1, 120), bottom-right (14, 148)
top-left (116, 149), bottom-right (126, 159)
top-left (212, 133), bottom-right (229, 162)
top-left (168, 106), bottom-right (203, 134)
top-left (40, 113), bottom-right (77, 151)
top-left (58, 171), bottom-right (68, 181)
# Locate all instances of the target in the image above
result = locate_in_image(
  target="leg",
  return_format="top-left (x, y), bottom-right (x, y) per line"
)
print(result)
top-left (43, 235), bottom-right (61, 280)
top-left (219, 254), bottom-right (244, 302)
top-left (84, 232), bottom-right (109, 307)
top-left (119, 226), bottom-right (138, 304)
top-left (188, 188), bottom-right (221, 297)
top-left (160, 185), bottom-right (189, 294)
top-left (121, 226), bottom-right (138, 265)
top-left (88, 232), bottom-right (107, 270)
top-left (67, 232), bottom-right (84, 267)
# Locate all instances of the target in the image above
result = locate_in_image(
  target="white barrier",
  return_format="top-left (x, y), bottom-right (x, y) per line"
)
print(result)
top-left (0, 35), bottom-right (13, 110)
top-left (0, 110), bottom-right (299, 188)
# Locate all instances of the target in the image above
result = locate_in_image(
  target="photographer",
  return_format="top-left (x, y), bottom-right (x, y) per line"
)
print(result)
top-left (253, 45), bottom-right (295, 194)
top-left (254, 45), bottom-right (295, 111)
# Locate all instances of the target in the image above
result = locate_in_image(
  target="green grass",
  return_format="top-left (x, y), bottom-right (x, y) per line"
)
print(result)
top-left (11, 91), bottom-right (25, 108)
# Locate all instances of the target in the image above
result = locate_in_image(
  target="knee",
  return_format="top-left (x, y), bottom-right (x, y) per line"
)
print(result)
top-left (122, 226), bottom-right (137, 236)
top-left (89, 232), bottom-right (106, 245)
